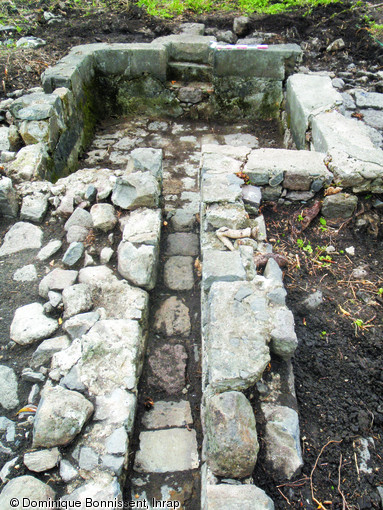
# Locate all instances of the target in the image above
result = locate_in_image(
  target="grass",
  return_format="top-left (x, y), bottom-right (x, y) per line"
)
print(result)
top-left (136, 0), bottom-right (341, 18)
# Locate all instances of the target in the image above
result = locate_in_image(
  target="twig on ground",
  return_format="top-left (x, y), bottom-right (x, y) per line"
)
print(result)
top-left (310, 439), bottom-right (342, 510)
top-left (338, 454), bottom-right (351, 510)
top-left (277, 488), bottom-right (291, 505)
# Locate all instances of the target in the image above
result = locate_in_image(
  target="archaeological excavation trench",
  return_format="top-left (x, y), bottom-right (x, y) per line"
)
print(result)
top-left (0, 24), bottom-right (383, 509)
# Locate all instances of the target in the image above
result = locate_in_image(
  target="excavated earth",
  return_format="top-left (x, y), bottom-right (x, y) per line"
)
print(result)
top-left (1, 1), bottom-right (383, 509)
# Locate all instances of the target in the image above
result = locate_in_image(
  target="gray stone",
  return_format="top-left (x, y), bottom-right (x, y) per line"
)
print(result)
top-left (94, 389), bottom-right (136, 431)
top-left (0, 366), bottom-right (19, 410)
top-left (142, 401), bottom-right (192, 429)
top-left (262, 186), bottom-right (282, 201)
top-left (63, 311), bottom-right (100, 340)
top-left (122, 208), bottom-right (161, 246)
top-left (50, 338), bottom-right (82, 380)
top-left (60, 460), bottom-right (78, 482)
top-left (80, 319), bottom-right (145, 394)
top-left (61, 364), bottom-right (86, 392)
top-left (332, 77), bottom-right (345, 90)
top-left (78, 266), bottom-right (113, 285)
top-left (166, 233), bottom-right (199, 256)
top-left (10, 302), bottom-right (58, 345)
top-left (0, 221), bottom-right (43, 256)
top-left (178, 87), bottom-right (203, 104)
top-left (301, 290), bottom-right (323, 311)
top-left (66, 225), bottom-right (89, 244)
top-left (48, 291), bottom-right (63, 308)
top-left (216, 30), bottom-right (236, 43)
top-left (90, 278), bottom-right (148, 324)
top-left (204, 203), bottom-right (249, 231)
top-left (127, 148), bottom-right (163, 181)
top-left (112, 171), bottom-right (160, 210)
top-left (0, 476), bottom-right (55, 509)
top-left (24, 448), bottom-right (61, 472)
top-left (206, 281), bottom-right (270, 391)
top-left (60, 470), bottom-right (121, 504)
top-left (360, 108), bottom-right (383, 130)
top-left (21, 369), bottom-right (45, 383)
top-left (118, 241), bottom-right (158, 291)
top-left (16, 36), bottom-right (46, 48)
top-left (13, 264), bottom-right (37, 282)
top-left (286, 73), bottom-right (342, 149)
top-left (8, 143), bottom-right (49, 181)
top-left (164, 256), bottom-right (194, 291)
top-left (90, 203), bottom-right (117, 232)
top-left (0, 177), bottom-right (18, 218)
top-left (270, 308), bottom-right (298, 360)
top-left (354, 90), bottom-right (383, 109)
top-left (322, 193), bottom-right (358, 219)
top-left (202, 173), bottom-right (243, 204)
top-left (242, 185), bottom-right (262, 212)
top-left (37, 240), bottom-right (62, 261)
top-left (134, 429), bottom-right (199, 473)
top-left (205, 391), bottom-right (259, 478)
top-left (178, 22), bottom-right (205, 35)
top-left (33, 385), bottom-right (93, 448)
top-left (64, 208), bottom-right (93, 231)
top-left (224, 133), bottom-right (259, 148)
top-left (153, 34), bottom-right (215, 64)
top-left (62, 283), bottom-right (92, 319)
top-left (262, 404), bottom-right (303, 479)
top-left (57, 194), bottom-right (74, 216)
top-left (170, 209), bottom-right (196, 231)
top-left (0, 126), bottom-right (10, 152)
top-left (202, 250), bottom-right (246, 291)
top-left (205, 484), bottom-right (274, 510)
top-left (39, 268), bottom-right (78, 298)
top-left (201, 152), bottom-right (243, 176)
top-left (79, 446), bottom-right (99, 470)
top-left (233, 16), bottom-right (250, 36)
top-left (100, 247), bottom-right (114, 264)
top-left (105, 426), bottom-right (127, 455)
top-left (154, 296), bottom-right (191, 337)
top-left (101, 454), bottom-right (124, 475)
top-left (149, 344), bottom-right (187, 394)
top-left (32, 335), bottom-right (70, 368)
top-left (62, 242), bottom-right (84, 266)
top-left (286, 191), bottom-right (314, 201)
top-left (326, 36), bottom-right (345, 50)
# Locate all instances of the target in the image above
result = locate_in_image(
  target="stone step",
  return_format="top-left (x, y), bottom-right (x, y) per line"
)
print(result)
top-left (168, 61), bottom-right (213, 83)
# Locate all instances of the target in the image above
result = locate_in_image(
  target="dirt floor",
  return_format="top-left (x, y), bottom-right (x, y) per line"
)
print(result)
top-left (1, 0), bottom-right (383, 508)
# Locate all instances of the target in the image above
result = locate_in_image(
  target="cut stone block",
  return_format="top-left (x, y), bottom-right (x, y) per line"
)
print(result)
top-left (245, 148), bottom-right (330, 190)
top-left (286, 74), bottom-right (342, 149)
top-left (142, 400), bottom-right (193, 429)
top-left (168, 62), bottom-right (212, 82)
top-left (202, 173), bottom-right (243, 204)
top-left (118, 241), bottom-right (158, 291)
top-left (20, 193), bottom-right (48, 223)
top-left (154, 296), bottom-right (191, 337)
top-left (213, 43), bottom-right (302, 80)
top-left (201, 152), bottom-right (243, 175)
top-left (127, 148), bottom-right (163, 181)
top-left (322, 193), bottom-right (358, 219)
top-left (148, 344), bottom-right (187, 395)
top-left (204, 203), bottom-right (249, 230)
top-left (164, 256), bottom-right (194, 291)
top-left (205, 281), bottom-right (270, 391)
top-left (202, 250), bottom-right (246, 291)
top-left (153, 34), bottom-right (215, 64)
top-left (166, 233), bottom-right (199, 256)
top-left (134, 429), bottom-right (199, 473)
top-left (112, 171), bottom-right (160, 210)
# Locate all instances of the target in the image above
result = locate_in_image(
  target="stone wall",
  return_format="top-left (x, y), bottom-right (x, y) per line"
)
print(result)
top-left (199, 143), bottom-right (302, 508)
top-left (0, 38), bottom-right (302, 184)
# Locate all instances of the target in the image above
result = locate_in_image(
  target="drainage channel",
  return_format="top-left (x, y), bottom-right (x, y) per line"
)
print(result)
top-left (81, 117), bottom-right (283, 509)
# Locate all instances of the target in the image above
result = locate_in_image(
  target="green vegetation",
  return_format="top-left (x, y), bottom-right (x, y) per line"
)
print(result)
top-left (136, 0), bottom-right (341, 18)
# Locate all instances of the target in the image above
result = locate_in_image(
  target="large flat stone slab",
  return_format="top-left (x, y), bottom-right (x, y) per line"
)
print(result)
top-left (201, 173), bottom-right (243, 204)
top-left (142, 400), bottom-right (193, 429)
top-left (0, 222), bottom-right (43, 256)
top-left (134, 429), bottom-right (199, 472)
top-left (164, 256), bottom-right (194, 290)
top-left (286, 73), bottom-right (342, 149)
top-left (205, 281), bottom-right (270, 391)
top-left (245, 148), bottom-right (330, 191)
top-left (202, 250), bottom-right (246, 291)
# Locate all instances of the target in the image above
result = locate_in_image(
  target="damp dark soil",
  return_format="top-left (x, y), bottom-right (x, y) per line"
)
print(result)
top-left (257, 198), bottom-right (383, 509)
